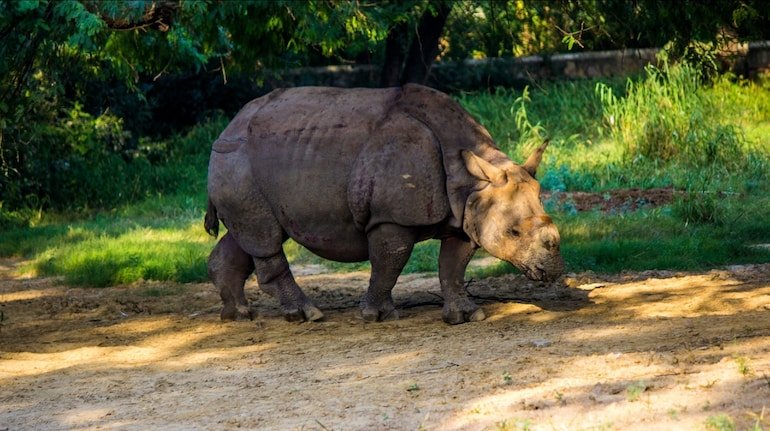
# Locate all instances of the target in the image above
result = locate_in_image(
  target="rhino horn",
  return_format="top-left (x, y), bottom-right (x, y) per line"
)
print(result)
top-left (522, 139), bottom-right (550, 177)
top-left (461, 150), bottom-right (507, 186)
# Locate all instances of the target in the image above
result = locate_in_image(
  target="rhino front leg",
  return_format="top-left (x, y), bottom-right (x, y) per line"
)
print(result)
top-left (208, 233), bottom-right (255, 321)
top-left (253, 250), bottom-right (324, 322)
top-left (439, 236), bottom-right (485, 324)
top-left (360, 224), bottom-right (416, 322)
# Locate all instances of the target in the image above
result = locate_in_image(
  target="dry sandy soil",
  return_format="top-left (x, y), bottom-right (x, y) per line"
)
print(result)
top-left (1, 257), bottom-right (770, 431)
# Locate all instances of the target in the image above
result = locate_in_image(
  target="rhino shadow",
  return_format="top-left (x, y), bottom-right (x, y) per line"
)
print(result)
top-left (462, 275), bottom-right (593, 312)
top-left (247, 272), bottom-right (591, 317)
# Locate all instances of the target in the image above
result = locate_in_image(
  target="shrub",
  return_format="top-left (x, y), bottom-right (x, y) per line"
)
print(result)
top-left (0, 107), bottom-right (226, 215)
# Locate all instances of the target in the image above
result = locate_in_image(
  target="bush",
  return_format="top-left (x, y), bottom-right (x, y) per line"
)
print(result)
top-left (0, 106), bottom-right (226, 214)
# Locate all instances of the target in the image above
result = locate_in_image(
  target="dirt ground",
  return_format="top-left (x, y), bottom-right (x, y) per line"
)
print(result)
top-left (2, 257), bottom-right (770, 431)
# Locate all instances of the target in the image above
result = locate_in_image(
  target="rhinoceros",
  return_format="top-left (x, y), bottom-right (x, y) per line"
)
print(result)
top-left (204, 84), bottom-right (563, 324)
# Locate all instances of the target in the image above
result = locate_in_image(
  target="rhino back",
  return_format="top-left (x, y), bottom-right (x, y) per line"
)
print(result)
top-left (212, 89), bottom-right (285, 154)
top-left (245, 86), bottom-right (402, 201)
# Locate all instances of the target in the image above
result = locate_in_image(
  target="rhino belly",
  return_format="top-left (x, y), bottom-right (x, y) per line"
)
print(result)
top-left (273, 169), bottom-right (367, 260)
top-left (285, 217), bottom-right (370, 262)
top-left (251, 146), bottom-right (371, 263)
top-left (274, 191), bottom-right (371, 262)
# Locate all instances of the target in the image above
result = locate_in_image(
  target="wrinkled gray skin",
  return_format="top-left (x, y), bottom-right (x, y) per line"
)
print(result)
top-left (205, 84), bottom-right (563, 325)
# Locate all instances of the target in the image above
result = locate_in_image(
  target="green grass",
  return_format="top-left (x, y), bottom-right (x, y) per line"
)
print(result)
top-left (32, 223), bottom-right (209, 287)
top-left (705, 414), bottom-right (737, 431)
top-left (1, 64), bottom-right (769, 287)
top-left (2, 194), bottom-right (212, 287)
top-left (462, 64), bottom-right (770, 195)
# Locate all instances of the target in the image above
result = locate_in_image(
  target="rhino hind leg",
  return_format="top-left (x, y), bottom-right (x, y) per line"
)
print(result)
top-left (253, 250), bottom-right (324, 322)
top-left (439, 236), bottom-right (486, 325)
top-left (360, 224), bottom-right (416, 322)
top-left (208, 233), bottom-right (255, 321)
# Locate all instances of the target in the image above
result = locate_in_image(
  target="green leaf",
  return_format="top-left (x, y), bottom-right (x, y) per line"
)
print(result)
top-left (562, 34), bottom-right (576, 51)
top-left (15, 0), bottom-right (40, 13)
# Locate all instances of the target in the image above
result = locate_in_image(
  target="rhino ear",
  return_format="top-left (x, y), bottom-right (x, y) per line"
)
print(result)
top-left (522, 139), bottom-right (550, 177)
top-left (462, 150), bottom-right (507, 186)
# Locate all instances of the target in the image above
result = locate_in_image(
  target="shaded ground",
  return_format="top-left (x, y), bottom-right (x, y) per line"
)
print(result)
top-left (1, 258), bottom-right (770, 430)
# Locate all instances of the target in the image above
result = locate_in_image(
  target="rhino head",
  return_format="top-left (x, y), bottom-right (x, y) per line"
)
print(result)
top-left (461, 141), bottom-right (564, 282)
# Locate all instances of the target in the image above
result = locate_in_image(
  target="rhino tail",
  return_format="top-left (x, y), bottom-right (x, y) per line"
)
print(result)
top-left (204, 198), bottom-right (220, 238)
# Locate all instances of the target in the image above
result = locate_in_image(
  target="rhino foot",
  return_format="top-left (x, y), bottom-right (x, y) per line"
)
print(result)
top-left (360, 291), bottom-right (399, 322)
top-left (283, 303), bottom-right (325, 322)
top-left (361, 307), bottom-right (399, 322)
top-left (220, 304), bottom-right (253, 321)
top-left (442, 303), bottom-right (486, 325)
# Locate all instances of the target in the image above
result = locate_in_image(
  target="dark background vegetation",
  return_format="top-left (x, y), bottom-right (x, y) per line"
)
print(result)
top-left (1, 0), bottom-right (769, 285)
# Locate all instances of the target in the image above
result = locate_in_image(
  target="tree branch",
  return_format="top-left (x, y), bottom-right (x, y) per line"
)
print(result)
top-left (84, 0), bottom-right (179, 32)
top-left (5, 3), bottom-right (55, 103)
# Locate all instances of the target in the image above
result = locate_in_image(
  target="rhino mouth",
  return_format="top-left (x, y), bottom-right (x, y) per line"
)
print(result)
top-left (522, 263), bottom-right (562, 282)
top-left (525, 266), bottom-right (545, 281)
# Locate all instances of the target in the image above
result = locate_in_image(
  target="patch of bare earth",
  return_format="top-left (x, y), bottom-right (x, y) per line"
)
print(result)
top-left (1, 258), bottom-right (770, 430)
top-left (543, 187), bottom-right (676, 213)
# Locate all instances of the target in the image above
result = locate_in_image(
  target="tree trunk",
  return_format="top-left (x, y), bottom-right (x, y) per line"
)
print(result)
top-left (400, 2), bottom-right (452, 85)
top-left (379, 21), bottom-right (409, 87)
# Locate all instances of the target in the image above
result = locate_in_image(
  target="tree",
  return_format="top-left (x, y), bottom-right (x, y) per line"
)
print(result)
top-left (380, 1), bottom-right (452, 86)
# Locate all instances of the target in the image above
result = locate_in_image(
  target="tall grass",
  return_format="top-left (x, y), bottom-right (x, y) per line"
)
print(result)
top-left (2, 65), bottom-right (769, 286)
top-left (461, 64), bottom-right (769, 195)
top-left (598, 63), bottom-right (747, 168)
top-left (0, 115), bottom-right (228, 231)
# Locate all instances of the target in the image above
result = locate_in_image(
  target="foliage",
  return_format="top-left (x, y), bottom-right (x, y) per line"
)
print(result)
top-left (734, 355), bottom-right (753, 377)
top-left (672, 169), bottom-right (732, 226)
top-left (4, 104), bottom-right (224, 212)
top-left (34, 221), bottom-right (209, 287)
top-left (598, 63), bottom-right (748, 168)
top-left (626, 380), bottom-right (648, 402)
top-left (2, 192), bottom-right (211, 286)
top-left (458, 65), bottom-right (770, 200)
top-left (443, 0), bottom-right (770, 60)
top-left (444, 0), bottom-right (613, 59)
top-left (3, 0), bottom-right (770, 214)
